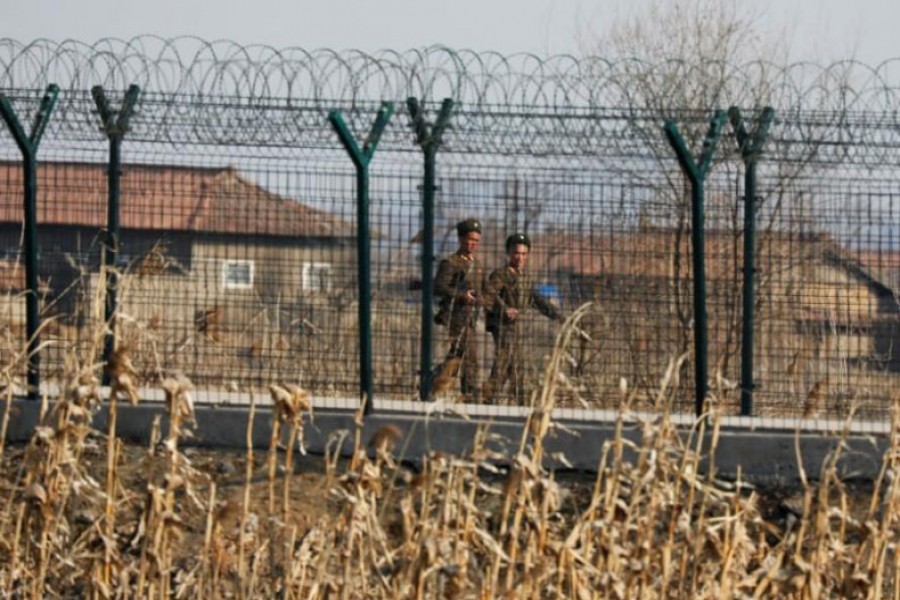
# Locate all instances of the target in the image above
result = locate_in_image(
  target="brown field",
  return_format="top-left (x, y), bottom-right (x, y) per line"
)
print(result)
top-left (1, 306), bottom-right (899, 598)
top-left (19, 263), bottom-right (897, 424)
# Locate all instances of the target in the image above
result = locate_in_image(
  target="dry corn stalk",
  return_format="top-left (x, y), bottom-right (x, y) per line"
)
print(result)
top-left (0, 303), bottom-right (898, 598)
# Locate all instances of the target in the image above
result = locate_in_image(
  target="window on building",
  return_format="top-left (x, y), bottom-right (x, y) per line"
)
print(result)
top-left (222, 259), bottom-right (254, 289)
top-left (302, 261), bottom-right (332, 292)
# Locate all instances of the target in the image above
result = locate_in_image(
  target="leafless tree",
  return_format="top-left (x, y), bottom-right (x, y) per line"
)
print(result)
top-left (575, 0), bottom-right (855, 393)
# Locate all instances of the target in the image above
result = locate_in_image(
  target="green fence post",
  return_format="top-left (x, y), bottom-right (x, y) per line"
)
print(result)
top-left (407, 97), bottom-right (454, 401)
top-left (328, 102), bottom-right (394, 414)
top-left (0, 84), bottom-right (59, 399)
top-left (728, 106), bottom-right (775, 417)
top-left (92, 85), bottom-right (141, 384)
top-left (663, 110), bottom-right (727, 417)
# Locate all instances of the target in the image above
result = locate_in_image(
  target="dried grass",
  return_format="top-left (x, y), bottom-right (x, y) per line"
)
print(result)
top-left (0, 303), bottom-right (898, 598)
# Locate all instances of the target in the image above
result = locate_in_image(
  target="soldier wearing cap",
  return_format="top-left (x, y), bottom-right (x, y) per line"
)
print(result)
top-left (482, 233), bottom-right (563, 403)
top-left (432, 218), bottom-right (486, 399)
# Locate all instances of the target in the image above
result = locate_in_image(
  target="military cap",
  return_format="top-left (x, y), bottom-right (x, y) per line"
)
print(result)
top-left (506, 232), bottom-right (531, 251)
top-left (456, 218), bottom-right (482, 236)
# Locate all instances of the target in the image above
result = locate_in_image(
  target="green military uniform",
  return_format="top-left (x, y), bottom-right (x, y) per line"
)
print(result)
top-left (483, 240), bottom-right (562, 403)
top-left (433, 219), bottom-right (485, 398)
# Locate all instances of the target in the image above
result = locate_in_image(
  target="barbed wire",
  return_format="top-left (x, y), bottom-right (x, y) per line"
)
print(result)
top-left (0, 37), bottom-right (899, 166)
top-left (3, 37), bottom-right (900, 109)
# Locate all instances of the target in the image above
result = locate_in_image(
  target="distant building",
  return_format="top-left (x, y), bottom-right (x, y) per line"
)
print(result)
top-left (0, 162), bottom-right (357, 325)
top-left (537, 227), bottom-right (900, 374)
top-left (0, 161), bottom-right (362, 391)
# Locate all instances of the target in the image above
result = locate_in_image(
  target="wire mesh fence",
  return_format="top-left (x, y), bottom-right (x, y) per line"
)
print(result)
top-left (0, 38), bottom-right (898, 424)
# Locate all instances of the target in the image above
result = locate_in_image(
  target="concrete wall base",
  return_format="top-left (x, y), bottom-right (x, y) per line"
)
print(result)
top-left (4, 399), bottom-right (888, 484)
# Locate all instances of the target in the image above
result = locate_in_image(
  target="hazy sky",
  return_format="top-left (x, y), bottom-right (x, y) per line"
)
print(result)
top-left (4, 0), bottom-right (898, 65)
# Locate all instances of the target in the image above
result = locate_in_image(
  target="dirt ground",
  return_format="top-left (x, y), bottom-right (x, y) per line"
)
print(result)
top-left (1, 438), bottom-right (878, 551)
top-left (0, 440), bottom-right (336, 564)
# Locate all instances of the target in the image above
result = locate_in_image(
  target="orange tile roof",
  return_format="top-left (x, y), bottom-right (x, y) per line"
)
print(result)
top-left (0, 162), bottom-right (354, 238)
top-left (535, 229), bottom-right (800, 280)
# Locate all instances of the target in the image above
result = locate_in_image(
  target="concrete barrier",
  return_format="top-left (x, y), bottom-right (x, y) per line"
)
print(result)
top-left (4, 398), bottom-right (888, 484)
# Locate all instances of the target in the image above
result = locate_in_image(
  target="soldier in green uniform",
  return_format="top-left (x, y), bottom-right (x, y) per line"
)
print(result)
top-left (483, 233), bottom-right (563, 404)
top-left (432, 218), bottom-right (486, 400)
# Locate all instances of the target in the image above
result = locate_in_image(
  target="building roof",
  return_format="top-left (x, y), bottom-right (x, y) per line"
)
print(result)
top-left (535, 228), bottom-right (807, 281)
top-left (0, 162), bottom-right (354, 239)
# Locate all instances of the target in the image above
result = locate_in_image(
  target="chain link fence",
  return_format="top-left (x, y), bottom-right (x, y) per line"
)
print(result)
top-left (0, 38), bottom-right (898, 423)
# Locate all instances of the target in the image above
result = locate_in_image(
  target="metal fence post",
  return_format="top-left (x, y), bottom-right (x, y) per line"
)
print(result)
top-left (407, 97), bottom-right (454, 401)
top-left (663, 111), bottom-right (727, 417)
top-left (328, 102), bottom-right (394, 414)
top-left (0, 84), bottom-right (59, 399)
top-left (92, 85), bottom-right (141, 383)
top-left (728, 106), bottom-right (775, 417)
